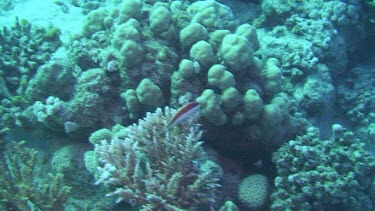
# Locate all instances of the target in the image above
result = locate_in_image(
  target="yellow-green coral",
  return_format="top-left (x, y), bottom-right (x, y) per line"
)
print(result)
top-left (44, 26), bottom-right (62, 41)
top-left (0, 140), bottom-right (71, 210)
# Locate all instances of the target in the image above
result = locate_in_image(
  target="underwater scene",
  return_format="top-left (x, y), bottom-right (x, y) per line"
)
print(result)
top-left (0, 0), bottom-right (375, 210)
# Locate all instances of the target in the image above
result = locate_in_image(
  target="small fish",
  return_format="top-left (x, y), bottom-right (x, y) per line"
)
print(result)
top-left (162, 101), bottom-right (200, 133)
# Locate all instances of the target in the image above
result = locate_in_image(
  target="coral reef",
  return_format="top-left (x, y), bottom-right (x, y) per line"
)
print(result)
top-left (260, 0), bottom-right (361, 28)
top-left (255, 0), bottom-right (365, 121)
top-left (271, 125), bottom-right (375, 210)
top-left (0, 140), bottom-right (71, 210)
top-left (0, 17), bottom-right (62, 97)
top-left (1, 64), bottom-right (115, 133)
top-left (0, 17), bottom-right (68, 131)
top-left (336, 64), bottom-right (375, 125)
top-left (238, 174), bottom-right (271, 210)
top-left (0, 0), bottom-right (374, 210)
top-left (0, 0), bottom-right (296, 150)
top-left (86, 107), bottom-right (222, 210)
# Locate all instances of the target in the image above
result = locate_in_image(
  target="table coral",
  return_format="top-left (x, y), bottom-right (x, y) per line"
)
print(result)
top-left (271, 125), bottom-right (375, 210)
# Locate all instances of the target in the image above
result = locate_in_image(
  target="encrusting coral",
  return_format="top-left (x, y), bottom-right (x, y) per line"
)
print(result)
top-left (256, 0), bottom-right (366, 121)
top-left (271, 125), bottom-right (375, 210)
top-left (0, 140), bottom-right (71, 210)
top-left (86, 106), bottom-right (222, 211)
top-left (337, 64), bottom-right (375, 126)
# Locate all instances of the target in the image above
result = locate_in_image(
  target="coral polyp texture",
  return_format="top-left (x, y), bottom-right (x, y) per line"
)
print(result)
top-left (271, 125), bottom-right (375, 210)
top-left (85, 106), bottom-right (222, 210)
top-left (238, 174), bottom-right (271, 210)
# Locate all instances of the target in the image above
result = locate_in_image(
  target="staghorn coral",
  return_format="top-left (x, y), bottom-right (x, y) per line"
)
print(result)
top-left (0, 17), bottom-right (62, 97)
top-left (0, 18), bottom-right (69, 132)
top-left (271, 125), bottom-right (375, 210)
top-left (86, 106), bottom-right (222, 211)
top-left (0, 140), bottom-right (71, 210)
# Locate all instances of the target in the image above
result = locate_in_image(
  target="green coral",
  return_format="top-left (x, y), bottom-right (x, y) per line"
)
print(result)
top-left (196, 89), bottom-right (228, 126)
top-left (44, 26), bottom-right (62, 41)
top-left (0, 17), bottom-right (62, 97)
top-left (218, 201), bottom-right (239, 211)
top-left (272, 125), bottom-right (375, 210)
top-left (82, 8), bottom-right (109, 37)
top-left (0, 140), bottom-right (71, 210)
top-left (135, 78), bottom-right (165, 108)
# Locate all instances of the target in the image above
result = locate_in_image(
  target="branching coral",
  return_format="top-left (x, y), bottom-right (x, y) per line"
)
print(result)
top-left (86, 107), bottom-right (222, 210)
top-left (0, 17), bottom-right (67, 132)
top-left (0, 17), bottom-right (62, 97)
top-left (0, 140), bottom-right (71, 210)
